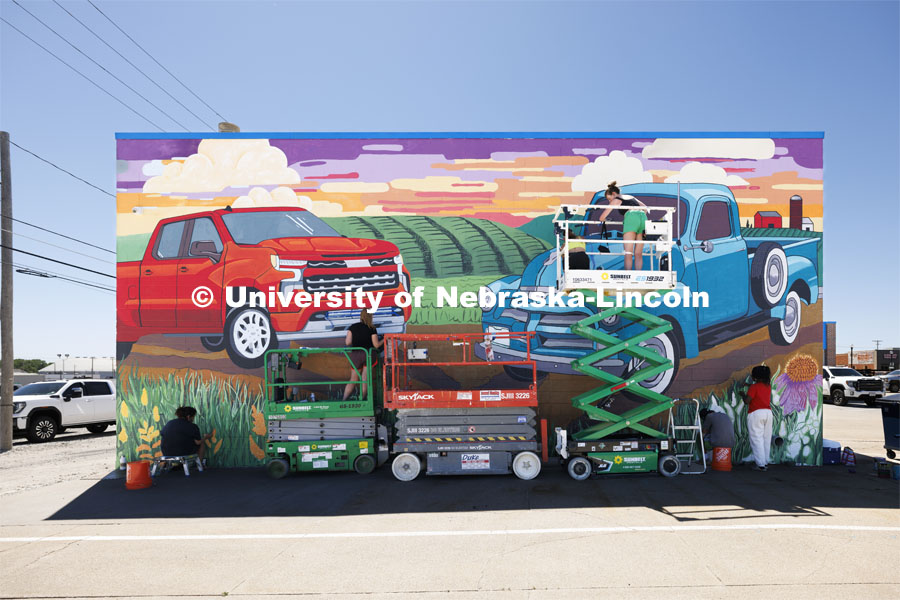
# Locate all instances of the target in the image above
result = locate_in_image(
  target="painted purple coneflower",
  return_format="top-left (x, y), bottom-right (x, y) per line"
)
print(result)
top-left (775, 354), bottom-right (822, 414)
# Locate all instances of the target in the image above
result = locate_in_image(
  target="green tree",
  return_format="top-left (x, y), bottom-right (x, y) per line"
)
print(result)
top-left (13, 359), bottom-right (50, 373)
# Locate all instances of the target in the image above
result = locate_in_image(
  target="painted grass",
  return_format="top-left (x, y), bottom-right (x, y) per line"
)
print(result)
top-left (408, 275), bottom-right (501, 326)
top-left (116, 366), bottom-right (266, 468)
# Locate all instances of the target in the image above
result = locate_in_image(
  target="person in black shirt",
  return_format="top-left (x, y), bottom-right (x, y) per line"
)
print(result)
top-left (160, 406), bottom-right (211, 460)
top-left (343, 308), bottom-right (382, 401)
top-left (594, 180), bottom-right (648, 270)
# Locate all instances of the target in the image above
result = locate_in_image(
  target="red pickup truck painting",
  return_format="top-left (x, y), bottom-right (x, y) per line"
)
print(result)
top-left (117, 206), bottom-right (412, 368)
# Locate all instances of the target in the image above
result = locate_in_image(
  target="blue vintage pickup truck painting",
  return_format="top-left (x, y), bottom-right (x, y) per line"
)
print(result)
top-left (476, 182), bottom-right (821, 395)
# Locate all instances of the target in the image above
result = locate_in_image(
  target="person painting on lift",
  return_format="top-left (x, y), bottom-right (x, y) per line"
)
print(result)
top-left (594, 180), bottom-right (648, 271)
top-left (343, 308), bottom-right (383, 401)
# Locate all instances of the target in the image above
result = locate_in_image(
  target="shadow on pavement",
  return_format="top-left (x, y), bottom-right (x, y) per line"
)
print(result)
top-left (48, 452), bottom-right (898, 521)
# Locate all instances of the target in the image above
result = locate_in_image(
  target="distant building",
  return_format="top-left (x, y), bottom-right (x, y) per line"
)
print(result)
top-left (790, 195), bottom-right (803, 229)
top-left (801, 217), bottom-right (814, 231)
top-left (754, 211), bottom-right (782, 229)
top-left (38, 357), bottom-right (116, 379)
top-left (824, 321), bottom-right (836, 366)
top-left (877, 348), bottom-right (900, 371)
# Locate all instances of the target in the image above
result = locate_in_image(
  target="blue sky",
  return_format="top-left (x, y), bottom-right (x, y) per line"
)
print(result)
top-left (1, 0), bottom-right (898, 361)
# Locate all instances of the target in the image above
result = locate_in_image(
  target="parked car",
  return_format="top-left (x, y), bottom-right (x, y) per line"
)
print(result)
top-left (12, 379), bottom-right (117, 442)
top-left (822, 366), bottom-right (884, 406)
top-left (117, 206), bottom-right (412, 368)
top-left (477, 183), bottom-right (820, 394)
top-left (880, 369), bottom-right (900, 394)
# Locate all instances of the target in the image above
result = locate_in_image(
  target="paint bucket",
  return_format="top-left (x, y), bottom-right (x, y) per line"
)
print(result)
top-left (875, 460), bottom-right (891, 479)
top-left (125, 460), bottom-right (153, 490)
top-left (711, 447), bottom-right (732, 471)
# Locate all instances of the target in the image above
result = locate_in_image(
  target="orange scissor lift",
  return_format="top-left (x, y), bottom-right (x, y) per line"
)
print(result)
top-left (383, 332), bottom-right (544, 481)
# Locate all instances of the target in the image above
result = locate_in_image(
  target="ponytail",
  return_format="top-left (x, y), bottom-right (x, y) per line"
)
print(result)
top-left (606, 180), bottom-right (620, 197)
top-left (360, 308), bottom-right (373, 329)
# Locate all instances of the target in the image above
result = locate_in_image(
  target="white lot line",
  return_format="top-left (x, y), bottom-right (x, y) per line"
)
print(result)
top-left (2, 523), bottom-right (898, 543)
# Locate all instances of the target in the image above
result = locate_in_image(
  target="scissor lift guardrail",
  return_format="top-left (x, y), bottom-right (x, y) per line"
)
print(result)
top-left (553, 203), bottom-right (677, 291)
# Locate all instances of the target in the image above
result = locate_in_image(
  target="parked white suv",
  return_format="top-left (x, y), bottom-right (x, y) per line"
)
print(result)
top-left (822, 366), bottom-right (884, 407)
top-left (12, 379), bottom-right (116, 443)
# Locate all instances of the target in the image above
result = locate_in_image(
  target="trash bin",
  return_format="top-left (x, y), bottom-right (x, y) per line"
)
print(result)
top-left (876, 396), bottom-right (899, 460)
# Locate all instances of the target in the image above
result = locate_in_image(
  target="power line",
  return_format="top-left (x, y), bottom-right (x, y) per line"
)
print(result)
top-left (52, 0), bottom-right (215, 130)
top-left (2, 228), bottom-right (115, 265)
top-left (9, 141), bottom-right (115, 199)
top-left (87, 0), bottom-right (227, 123)
top-left (11, 260), bottom-right (113, 289)
top-left (8, 216), bottom-right (115, 255)
top-left (0, 244), bottom-right (115, 279)
top-left (14, 263), bottom-right (115, 293)
top-left (0, 16), bottom-right (163, 131)
top-left (11, 0), bottom-right (188, 130)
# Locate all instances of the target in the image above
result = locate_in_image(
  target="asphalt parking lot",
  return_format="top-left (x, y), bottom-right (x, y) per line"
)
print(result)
top-left (1, 403), bottom-right (898, 599)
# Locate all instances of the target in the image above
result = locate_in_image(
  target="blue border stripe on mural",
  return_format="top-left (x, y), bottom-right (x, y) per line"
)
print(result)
top-left (115, 131), bottom-right (825, 140)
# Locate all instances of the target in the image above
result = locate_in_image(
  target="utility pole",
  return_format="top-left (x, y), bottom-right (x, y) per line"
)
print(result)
top-left (850, 345), bottom-right (854, 369)
top-left (1, 131), bottom-right (13, 452)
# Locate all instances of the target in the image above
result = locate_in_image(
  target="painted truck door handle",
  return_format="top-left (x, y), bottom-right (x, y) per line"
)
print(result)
top-left (179, 266), bottom-right (188, 272)
top-left (144, 269), bottom-right (153, 275)
top-left (685, 240), bottom-right (715, 253)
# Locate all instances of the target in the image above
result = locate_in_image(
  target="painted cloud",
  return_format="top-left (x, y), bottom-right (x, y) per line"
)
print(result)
top-left (665, 162), bottom-right (750, 187)
top-left (144, 139), bottom-right (301, 193)
top-left (571, 150), bottom-right (653, 192)
top-left (642, 138), bottom-right (775, 160)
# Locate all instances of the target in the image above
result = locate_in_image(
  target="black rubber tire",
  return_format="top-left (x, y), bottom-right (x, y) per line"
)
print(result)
top-left (890, 381), bottom-right (899, 393)
top-left (116, 341), bottom-right (134, 362)
top-left (26, 414), bottom-right (58, 443)
top-left (200, 336), bottom-right (227, 352)
top-left (831, 388), bottom-right (848, 406)
top-left (86, 423), bottom-right (108, 434)
top-left (266, 458), bottom-right (290, 479)
top-left (353, 454), bottom-right (376, 475)
top-left (750, 241), bottom-right (788, 309)
top-left (224, 307), bottom-right (275, 369)
top-left (887, 449), bottom-right (896, 460)
top-left (567, 457), bottom-right (592, 481)
top-left (658, 454), bottom-right (682, 477)
top-left (503, 365), bottom-right (548, 383)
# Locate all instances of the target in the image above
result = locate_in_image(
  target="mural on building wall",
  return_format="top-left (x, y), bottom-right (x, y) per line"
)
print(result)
top-left (116, 134), bottom-right (824, 467)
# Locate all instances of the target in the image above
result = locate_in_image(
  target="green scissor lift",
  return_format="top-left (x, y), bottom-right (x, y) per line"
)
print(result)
top-left (263, 347), bottom-right (389, 479)
top-left (556, 303), bottom-right (683, 480)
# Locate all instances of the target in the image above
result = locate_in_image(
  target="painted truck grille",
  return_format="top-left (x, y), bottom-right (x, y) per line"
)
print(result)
top-left (538, 312), bottom-right (589, 327)
top-left (304, 270), bottom-right (399, 293)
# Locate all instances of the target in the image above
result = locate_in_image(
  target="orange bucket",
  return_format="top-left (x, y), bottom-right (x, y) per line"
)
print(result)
top-left (125, 460), bottom-right (153, 490)
top-left (711, 447), bottom-right (732, 472)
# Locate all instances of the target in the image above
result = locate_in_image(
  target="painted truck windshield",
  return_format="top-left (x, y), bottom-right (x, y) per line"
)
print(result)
top-left (221, 210), bottom-right (339, 244)
top-left (584, 195), bottom-right (689, 237)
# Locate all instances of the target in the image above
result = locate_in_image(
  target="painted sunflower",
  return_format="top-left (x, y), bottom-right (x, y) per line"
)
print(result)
top-left (775, 354), bottom-right (822, 414)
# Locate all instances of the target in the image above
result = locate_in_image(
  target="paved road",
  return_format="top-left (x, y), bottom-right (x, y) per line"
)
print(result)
top-left (0, 404), bottom-right (897, 599)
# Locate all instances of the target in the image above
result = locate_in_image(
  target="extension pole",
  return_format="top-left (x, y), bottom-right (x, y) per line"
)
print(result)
top-left (0, 132), bottom-right (14, 451)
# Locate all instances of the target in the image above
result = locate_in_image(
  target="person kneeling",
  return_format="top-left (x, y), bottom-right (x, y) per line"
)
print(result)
top-left (161, 406), bottom-right (212, 466)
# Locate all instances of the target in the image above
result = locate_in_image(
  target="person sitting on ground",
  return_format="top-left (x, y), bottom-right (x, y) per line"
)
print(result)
top-left (161, 406), bottom-right (211, 463)
top-left (699, 408), bottom-right (735, 464)
top-left (343, 308), bottom-right (383, 401)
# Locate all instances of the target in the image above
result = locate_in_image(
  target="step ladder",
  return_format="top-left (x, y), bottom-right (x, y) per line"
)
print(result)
top-left (667, 399), bottom-right (707, 474)
top-left (567, 305), bottom-right (676, 441)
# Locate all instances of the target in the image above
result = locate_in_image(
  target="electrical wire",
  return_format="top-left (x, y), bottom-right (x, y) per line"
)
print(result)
top-left (2, 228), bottom-right (115, 265)
top-left (11, 260), bottom-right (113, 289)
top-left (13, 262), bottom-right (115, 293)
top-left (9, 141), bottom-right (115, 199)
top-left (52, 0), bottom-right (215, 130)
top-left (11, 0), bottom-right (188, 130)
top-left (5, 216), bottom-right (115, 254)
top-left (0, 244), bottom-right (115, 279)
top-left (0, 16), bottom-right (163, 131)
top-left (86, 0), bottom-right (227, 123)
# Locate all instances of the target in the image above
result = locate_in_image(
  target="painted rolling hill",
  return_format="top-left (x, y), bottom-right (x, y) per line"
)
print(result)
top-left (323, 216), bottom-right (550, 278)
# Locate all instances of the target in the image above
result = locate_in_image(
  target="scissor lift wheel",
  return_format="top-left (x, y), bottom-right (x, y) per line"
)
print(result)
top-left (266, 458), bottom-right (290, 480)
top-left (353, 454), bottom-right (377, 475)
top-left (392, 453), bottom-right (422, 482)
top-left (658, 454), bottom-right (681, 477)
top-left (512, 451), bottom-right (541, 480)
top-left (567, 457), bottom-right (592, 481)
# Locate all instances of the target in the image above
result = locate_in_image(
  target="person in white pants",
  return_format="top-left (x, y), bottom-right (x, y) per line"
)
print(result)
top-left (742, 365), bottom-right (773, 471)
